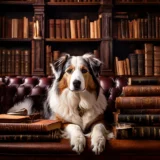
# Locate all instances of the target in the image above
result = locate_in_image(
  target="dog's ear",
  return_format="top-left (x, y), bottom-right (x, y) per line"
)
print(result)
top-left (83, 53), bottom-right (102, 77)
top-left (50, 53), bottom-right (70, 79)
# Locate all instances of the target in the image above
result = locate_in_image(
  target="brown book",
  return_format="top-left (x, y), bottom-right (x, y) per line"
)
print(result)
top-left (144, 43), bottom-right (154, 76)
top-left (90, 21), bottom-right (94, 38)
top-left (128, 53), bottom-right (138, 76)
top-left (21, 50), bottom-right (25, 75)
top-left (84, 16), bottom-right (88, 38)
top-left (0, 118), bottom-right (61, 133)
top-left (115, 114), bottom-right (160, 125)
top-left (11, 49), bottom-right (15, 75)
top-left (93, 50), bottom-right (100, 59)
top-left (70, 19), bottom-right (76, 39)
top-left (18, 18), bottom-right (23, 38)
top-left (65, 19), bottom-right (70, 39)
top-left (46, 45), bottom-right (52, 75)
top-left (0, 114), bottom-right (31, 123)
top-left (55, 19), bottom-right (61, 39)
top-left (76, 19), bottom-right (81, 39)
top-left (115, 126), bottom-right (160, 140)
top-left (24, 49), bottom-right (31, 75)
top-left (49, 19), bottom-right (55, 39)
top-left (23, 17), bottom-right (29, 38)
top-left (122, 85), bottom-right (160, 96)
top-left (154, 46), bottom-right (160, 76)
top-left (61, 19), bottom-right (66, 39)
top-left (116, 96), bottom-right (160, 109)
top-left (15, 49), bottom-right (21, 75)
top-left (6, 50), bottom-right (12, 75)
top-left (128, 77), bottom-right (160, 85)
top-left (135, 49), bottom-right (145, 76)
top-left (80, 18), bottom-right (85, 38)
top-left (120, 109), bottom-right (160, 114)
top-left (0, 129), bottom-right (61, 142)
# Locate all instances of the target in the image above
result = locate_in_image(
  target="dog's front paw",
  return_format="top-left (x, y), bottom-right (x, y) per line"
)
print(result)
top-left (71, 135), bottom-right (86, 154)
top-left (91, 135), bottom-right (106, 155)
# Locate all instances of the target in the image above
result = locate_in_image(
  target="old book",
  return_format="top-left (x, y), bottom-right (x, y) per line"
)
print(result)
top-left (115, 114), bottom-right (160, 125)
top-left (0, 119), bottom-right (61, 133)
top-left (65, 19), bottom-right (70, 39)
top-left (46, 45), bottom-right (52, 75)
top-left (1, 49), bottom-right (6, 75)
top-left (61, 19), bottom-right (66, 39)
top-left (53, 50), bottom-right (60, 61)
top-left (70, 19), bottom-right (76, 39)
top-left (135, 49), bottom-right (145, 76)
top-left (0, 114), bottom-right (31, 123)
top-left (14, 49), bottom-right (21, 75)
top-left (84, 16), bottom-right (88, 38)
top-left (23, 16), bottom-right (29, 38)
top-left (21, 51), bottom-right (25, 75)
top-left (0, 129), bottom-right (61, 142)
top-left (129, 53), bottom-right (138, 76)
top-left (128, 77), bottom-right (160, 85)
top-left (115, 96), bottom-right (160, 109)
top-left (144, 43), bottom-right (153, 76)
top-left (120, 109), bottom-right (160, 114)
top-left (122, 85), bottom-right (160, 96)
top-left (49, 19), bottom-right (55, 39)
top-left (6, 50), bottom-right (12, 75)
top-left (90, 22), bottom-right (94, 38)
top-left (115, 126), bottom-right (160, 140)
top-left (80, 18), bottom-right (85, 38)
top-left (154, 46), bottom-right (160, 76)
top-left (77, 19), bottom-right (81, 39)
top-left (55, 19), bottom-right (61, 39)
top-left (24, 49), bottom-right (31, 75)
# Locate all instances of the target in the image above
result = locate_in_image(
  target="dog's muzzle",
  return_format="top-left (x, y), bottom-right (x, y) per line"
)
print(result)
top-left (73, 80), bottom-right (81, 90)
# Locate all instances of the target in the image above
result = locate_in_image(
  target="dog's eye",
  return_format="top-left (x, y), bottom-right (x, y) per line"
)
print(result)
top-left (81, 68), bottom-right (88, 74)
top-left (66, 69), bottom-right (73, 74)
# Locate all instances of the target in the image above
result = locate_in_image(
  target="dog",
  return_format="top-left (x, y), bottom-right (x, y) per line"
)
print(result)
top-left (7, 53), bottom-right (113, 155)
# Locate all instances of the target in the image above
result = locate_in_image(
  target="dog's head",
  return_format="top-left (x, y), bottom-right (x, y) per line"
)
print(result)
top-left (50, 53), bottom-right (102, 95)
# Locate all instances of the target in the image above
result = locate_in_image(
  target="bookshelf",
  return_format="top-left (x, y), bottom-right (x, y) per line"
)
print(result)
top-left (113, 0), bottom-right (160, 76)
top-left (1, 0), bottom-right (160, 77)
top-left (0, 0), bottom-right (113, 76)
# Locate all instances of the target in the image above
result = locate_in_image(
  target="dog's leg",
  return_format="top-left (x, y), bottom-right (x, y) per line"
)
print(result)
top-left (91, 123), bottom-right (114, 155)
top-left (63, 124), bottom-right (86, 154)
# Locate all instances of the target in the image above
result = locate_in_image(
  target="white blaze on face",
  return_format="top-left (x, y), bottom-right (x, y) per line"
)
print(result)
top-left (69, 56), bottom-right (85, 91)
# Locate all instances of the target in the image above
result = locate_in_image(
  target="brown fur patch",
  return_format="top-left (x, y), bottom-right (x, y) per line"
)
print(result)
top-left (83, 72), bottom-right (96, 93)
top-left (58, 73), bottom-right (68, 94)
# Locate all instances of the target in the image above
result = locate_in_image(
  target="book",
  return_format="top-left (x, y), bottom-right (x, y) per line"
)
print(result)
top-left (115, 96), bottom-right (160, 109)
top-left (119, 109), bottom-right (160, 114)
top-left (128, 77), bottom-right (160, 85)
top-left (115, 126), bottom-right (160, 140)
top-left (154, 46), bottom-right (160, 76)
top-left (0, 114), bottom-right (31, 123)
top-left (0, 119), bottom-right (61, 133)
top-left (114, 114), bottom-right (160, 125)
top-left (122, 85), bottom-right (160, 96)
top-left (0, 129), bottom-right (61, 142)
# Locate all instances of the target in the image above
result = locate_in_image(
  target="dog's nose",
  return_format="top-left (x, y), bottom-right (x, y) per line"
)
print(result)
top-left (73, 80), bottom-right (81, 90)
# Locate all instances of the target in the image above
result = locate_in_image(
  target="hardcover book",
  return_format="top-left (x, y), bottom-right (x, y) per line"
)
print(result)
top-left (122, 85), bottom-right (160, 96)
top-left (115, 96), bottom-right (160, 109)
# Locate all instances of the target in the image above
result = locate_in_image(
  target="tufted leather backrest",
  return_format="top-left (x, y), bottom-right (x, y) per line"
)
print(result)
top-left (0, 76), bottom-right (128, 122)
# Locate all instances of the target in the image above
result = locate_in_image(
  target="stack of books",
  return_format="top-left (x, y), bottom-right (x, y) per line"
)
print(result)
top-left (0, 111), bottom-right (62, 142)
top-left (113, 76), bottom-right (160, 140)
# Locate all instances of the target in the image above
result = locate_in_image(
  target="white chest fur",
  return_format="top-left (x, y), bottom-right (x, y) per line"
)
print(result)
top-left (48, 87), bottom-right (107, 131)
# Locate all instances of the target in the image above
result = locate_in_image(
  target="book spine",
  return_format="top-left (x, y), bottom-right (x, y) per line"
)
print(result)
top-left (128, 77), bottom-right (160, 85)
top-left (116, 127), bottom-right (160, 139)
top-left (117, 114), bottom-right (160, 125)
top-left (122, 85), bottom-right (160, 96)
top-left (115, 97), bottom-right (160, 109)
top-left (120, 109), bottom-right (160, 114)
top-left (0, 129), bottom-right (61, 142)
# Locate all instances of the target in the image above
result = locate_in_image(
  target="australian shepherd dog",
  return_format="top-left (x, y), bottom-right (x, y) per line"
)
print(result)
top-left (8, 53), bottom-right (113, 155)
